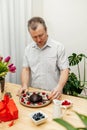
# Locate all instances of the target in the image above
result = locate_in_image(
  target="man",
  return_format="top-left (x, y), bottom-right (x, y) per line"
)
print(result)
top-left (18, 17), bottom-right (69, 99)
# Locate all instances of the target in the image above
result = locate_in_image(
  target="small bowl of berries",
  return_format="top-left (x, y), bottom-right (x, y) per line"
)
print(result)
top-left (61, 99), bottom-right (73, 108)
top-left (30, 111), bottom-right (48, 125)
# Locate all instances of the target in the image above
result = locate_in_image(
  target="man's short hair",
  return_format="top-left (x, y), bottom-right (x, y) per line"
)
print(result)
top-left (28, 17), bottom-right (47, 31)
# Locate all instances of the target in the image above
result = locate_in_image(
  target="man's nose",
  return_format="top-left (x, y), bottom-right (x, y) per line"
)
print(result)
top-left (36, 37), bottom-right (41, 42)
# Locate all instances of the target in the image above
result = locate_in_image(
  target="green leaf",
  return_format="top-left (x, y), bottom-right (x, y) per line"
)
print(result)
top-left (68, 53), bottom-right (85, 66)
top-left (53, 118), bottom-right (77, 130)
top-left (77, 128), bottom-right (87, 130)
top-left (63, 72), bottom-right (81, 96)
top-left (53, 118), bottom-right (87, 130)
top-left (75, 112), bottom-right (87, 126)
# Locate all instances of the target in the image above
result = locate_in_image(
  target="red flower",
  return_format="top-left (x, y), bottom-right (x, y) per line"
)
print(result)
top-left (4, 56), bottom-right (11, 62)
top-left (8, 63), bottom-right (14, 68)
top-left (9, 66), bottom-right (16, 73)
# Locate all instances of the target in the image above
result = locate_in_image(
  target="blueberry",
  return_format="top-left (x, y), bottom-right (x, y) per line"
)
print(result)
top-left (42, 115), bottom-right (45, 118)
top-left (32, 112), bottom-right (45, 121)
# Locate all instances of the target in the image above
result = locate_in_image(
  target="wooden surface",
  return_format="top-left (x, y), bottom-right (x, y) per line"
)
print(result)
top-left (0, 83), bottom-right (87, 130)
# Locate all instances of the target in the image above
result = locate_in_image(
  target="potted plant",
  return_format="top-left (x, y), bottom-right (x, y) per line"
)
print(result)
top-left (63, 53), bottom-right (87, 96)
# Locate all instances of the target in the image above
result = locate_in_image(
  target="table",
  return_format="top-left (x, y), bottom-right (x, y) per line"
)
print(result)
top-left (0, 83), bottom-right (87, 130)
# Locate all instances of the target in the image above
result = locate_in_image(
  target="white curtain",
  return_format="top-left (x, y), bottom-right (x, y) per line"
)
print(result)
top-left (0, 0), bottom-right (32, 84)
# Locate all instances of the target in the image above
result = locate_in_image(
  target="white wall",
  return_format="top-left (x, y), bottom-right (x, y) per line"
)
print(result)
top-left (43, 0), bottom-right (87, 55)
top-left (32, 0), bottom-right (87, 80)
top-left (31, 0), bottom-right (43, 17)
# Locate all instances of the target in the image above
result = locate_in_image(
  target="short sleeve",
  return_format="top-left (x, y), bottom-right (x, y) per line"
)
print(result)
top-left (57, 44), bottom-right (69, 70)
top-left (22, 48), bottom-right (29, 67)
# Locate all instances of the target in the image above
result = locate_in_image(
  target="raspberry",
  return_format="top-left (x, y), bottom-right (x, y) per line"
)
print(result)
top-left (42, 92), bottom-right (45, 95)
top-left (23, 94), bottom-right (26, 97)
top-left (62, 100), bottom-right (71, 105)
top-left (27, 101), bottom-right (31, 105)
top-left (38, 102), bottom-right (42, 105)
top-left (21, 98), bottom-right (24, 102)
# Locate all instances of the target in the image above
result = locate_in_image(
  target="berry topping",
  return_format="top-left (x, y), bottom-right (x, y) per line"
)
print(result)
top-left (21, 98), bottom-right (24, 102)
top-left (62, 100), bottom-right (71, 105)
top-left (23, 94), bottom-right (26, 97)
top-left (32, 112), bottom-right (45, 121)
top-left (42, 92), bottom-right (45, 95)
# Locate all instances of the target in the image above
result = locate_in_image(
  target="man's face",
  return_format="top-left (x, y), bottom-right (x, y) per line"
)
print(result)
top-left (29, 24), bottom-right (48, 48)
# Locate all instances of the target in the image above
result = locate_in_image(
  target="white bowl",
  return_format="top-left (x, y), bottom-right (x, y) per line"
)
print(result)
top-left (30, 111), bottom-right (48, 125)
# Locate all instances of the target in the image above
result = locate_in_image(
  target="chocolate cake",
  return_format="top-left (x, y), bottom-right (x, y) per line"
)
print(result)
top-left (29, 93), bottom-right (43, 103)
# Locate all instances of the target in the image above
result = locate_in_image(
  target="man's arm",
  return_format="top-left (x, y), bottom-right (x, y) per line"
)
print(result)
top-left (17, 67), bottom-right (30, 95)
top-left (49, 68), bottom-right (69, 99)
top-left (21, 67), bottom-right (30, 88)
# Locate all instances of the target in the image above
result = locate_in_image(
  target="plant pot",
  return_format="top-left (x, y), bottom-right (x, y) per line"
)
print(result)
top-left (77, 87), bottom-right (83, 94)
top-left (0, 78), bottom-right (5, 93)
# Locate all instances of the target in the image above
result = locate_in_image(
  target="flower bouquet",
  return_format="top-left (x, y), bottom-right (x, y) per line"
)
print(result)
top-left (0, 56), bottom-right (16, 79)
top-left (0, 56), bottom-right (16, 92)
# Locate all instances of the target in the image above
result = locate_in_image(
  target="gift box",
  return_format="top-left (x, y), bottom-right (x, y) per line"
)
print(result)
top-left (0, 94), bottom-right (18, 122)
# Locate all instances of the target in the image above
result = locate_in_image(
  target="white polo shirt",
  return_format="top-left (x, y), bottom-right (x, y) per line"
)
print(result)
top-left (23, 37), bottom-right (69, 90)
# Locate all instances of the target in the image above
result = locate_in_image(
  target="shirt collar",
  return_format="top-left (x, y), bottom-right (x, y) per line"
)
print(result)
top-left (32, 37), bottom-right (52, 49)
top-left (46, 37), bottom-right (53, 47)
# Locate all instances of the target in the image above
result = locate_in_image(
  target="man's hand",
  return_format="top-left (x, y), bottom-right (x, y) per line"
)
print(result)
top-left (17, 86), bottom-right (28, 96)
top-left (48, 87), bottom-right (62, 100)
